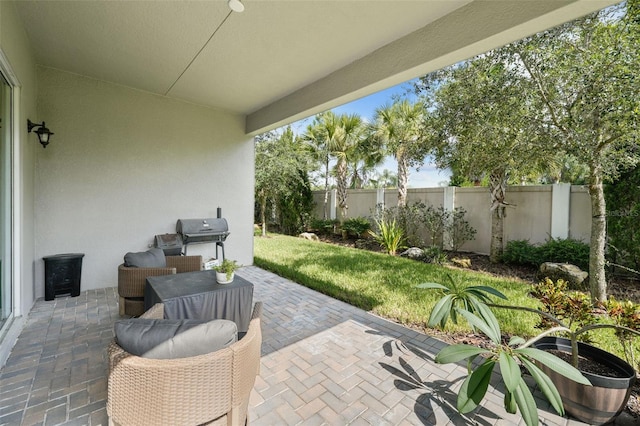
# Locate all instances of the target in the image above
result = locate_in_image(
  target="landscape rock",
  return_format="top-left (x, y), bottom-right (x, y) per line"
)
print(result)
top-left (299, 232), bottom-right (319, 242)
top-left (539, 262), bottom-right (588, 289)
top-left (400, 247), bottom-right (425, 259)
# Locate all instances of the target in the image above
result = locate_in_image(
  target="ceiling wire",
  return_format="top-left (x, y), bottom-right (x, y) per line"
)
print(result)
top-left (164, 10), bottom-right (233, 95)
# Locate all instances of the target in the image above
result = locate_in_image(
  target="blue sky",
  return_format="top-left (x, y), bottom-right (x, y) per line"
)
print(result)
top-left (290, 80), bottom-right (451, 188)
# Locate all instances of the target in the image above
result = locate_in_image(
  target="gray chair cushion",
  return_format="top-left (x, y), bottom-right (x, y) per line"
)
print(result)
top-left (114, 318), bottom-right (238, 359)
top-left (143, 320), bottom-right (238, 359)
top-left (124, 248), bottom-right (166, 268)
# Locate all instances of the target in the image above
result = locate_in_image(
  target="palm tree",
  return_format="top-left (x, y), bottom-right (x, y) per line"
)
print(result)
top-left (301, 112), bottom-right (339, 219)
top-left (372, 99), bottom-right (424, 207)
top-left (332, 113), bottom-right (365, 222)
top-left (375, 169), bottom-right (398, 188)
top-left (348, 132), bottom-right (385, 189)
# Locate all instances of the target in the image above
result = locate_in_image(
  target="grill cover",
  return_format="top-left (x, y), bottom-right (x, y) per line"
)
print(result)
top-left (176, 218), bottom-right (230, 244)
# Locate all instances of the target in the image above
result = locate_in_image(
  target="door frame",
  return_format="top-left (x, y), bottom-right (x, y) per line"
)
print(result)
top-left (0, 47), bottom-right (24, 368)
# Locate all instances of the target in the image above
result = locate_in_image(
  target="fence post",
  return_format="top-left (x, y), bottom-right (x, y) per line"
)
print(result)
top-left (551, 183), bottom-right (570, 240)
top-left (329, 189), bottom-right (337, 220)
top-left (443, 186), bottom-right (456, 250)
top-left (376, 188), bottom-right (385, 215)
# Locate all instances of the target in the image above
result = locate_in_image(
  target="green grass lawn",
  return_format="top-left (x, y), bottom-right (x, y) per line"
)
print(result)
top-left (254, 233), bottom-right (636, 365)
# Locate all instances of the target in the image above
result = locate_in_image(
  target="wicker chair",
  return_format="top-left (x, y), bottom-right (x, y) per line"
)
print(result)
top-left (107, 301), bottom-right (263, 426)
top-left (117, 255), bottom-right (202, 316)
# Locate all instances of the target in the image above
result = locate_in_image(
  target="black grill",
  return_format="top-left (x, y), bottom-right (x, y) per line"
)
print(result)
top-left (176, 212), bottom-right (229, 259)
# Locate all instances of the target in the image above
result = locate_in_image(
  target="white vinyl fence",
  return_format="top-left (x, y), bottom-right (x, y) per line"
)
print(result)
top-left (312, 184), bottom-right (591, 255)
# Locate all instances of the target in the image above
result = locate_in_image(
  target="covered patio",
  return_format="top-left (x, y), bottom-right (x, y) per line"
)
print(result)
top-left (0, 267), bottom-right (582, 425)
top-left (0, 1), bottom-right (622, 424)
top-left (0, 0), bottom-right (618, 365)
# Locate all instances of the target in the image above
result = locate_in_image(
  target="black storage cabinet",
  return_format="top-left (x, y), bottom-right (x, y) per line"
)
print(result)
top-left (43, 253), bottom-right (84, 301)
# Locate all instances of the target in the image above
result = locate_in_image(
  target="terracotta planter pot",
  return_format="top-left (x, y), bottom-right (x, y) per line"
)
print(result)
top-left (533, 336), bottom-right (636, 425)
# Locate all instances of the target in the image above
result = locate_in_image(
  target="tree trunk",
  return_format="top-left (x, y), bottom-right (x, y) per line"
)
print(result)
top-left (397, 152), bottom-right (409, 208)
top-left (489, 171), bottom-right (507, 263)
top-left (323, 156), bottom-right (330, 220)
top-left (260, 193), bottom-right (267, 237)
top-left (588, 167), bottom-right (607, 303)
top-left (336, 157), bottom-right (348, 223)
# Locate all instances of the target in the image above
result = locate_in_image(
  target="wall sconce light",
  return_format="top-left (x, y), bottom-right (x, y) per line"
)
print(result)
top-left (27, 119), bottom-right (54, 148)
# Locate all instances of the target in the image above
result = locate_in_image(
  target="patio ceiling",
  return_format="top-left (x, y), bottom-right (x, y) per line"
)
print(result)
top-left (15, 0), bottom-right (617, 135)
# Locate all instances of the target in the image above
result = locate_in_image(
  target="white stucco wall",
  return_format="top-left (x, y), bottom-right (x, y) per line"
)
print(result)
top-left (34, 67), bottom-right (254, 295)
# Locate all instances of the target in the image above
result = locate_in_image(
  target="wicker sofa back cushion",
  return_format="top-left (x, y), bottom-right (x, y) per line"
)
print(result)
top-left (123, 248), bottom-right (166, 268)
top-left (115, 318), bottom-right (237, 359)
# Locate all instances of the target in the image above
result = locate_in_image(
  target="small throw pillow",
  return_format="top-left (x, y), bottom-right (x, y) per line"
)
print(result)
top-left (123, 248), bottom-right (166, 268)
top-left (143, 320), bottom-right (237, 359)
top-left (114, 318), bottom-right (237, 359)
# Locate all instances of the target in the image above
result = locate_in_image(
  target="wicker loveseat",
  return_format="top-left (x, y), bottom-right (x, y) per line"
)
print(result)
top-left (117, 255), bottom-right (202, 316)
top-left (107, 301), bottom-right (263, 426)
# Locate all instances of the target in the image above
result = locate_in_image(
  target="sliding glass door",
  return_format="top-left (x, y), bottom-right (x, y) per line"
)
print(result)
top-left (0, 72), bottom-right (12, 332)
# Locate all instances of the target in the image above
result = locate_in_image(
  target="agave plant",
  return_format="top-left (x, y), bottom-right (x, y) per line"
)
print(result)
top-left (417, 275), bottom-right (591, 426)
top-left (416, 273), bottom-right (508, 328)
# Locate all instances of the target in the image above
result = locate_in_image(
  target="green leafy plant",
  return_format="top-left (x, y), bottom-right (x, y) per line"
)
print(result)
top-left (605, 166), bottom-right (640, 272)
top-left (214, 259), bottom-right (240, 281)
top-left (422, 245), bottom-right (448, 265)
top-left (309, 218), bottom-right (338, 235)
top-left (537, 237), bottom-right (590, 271)
top-left (447, 207), bottom-right (477, 252)
top-left (416, 273), bottom-right (507, 328)
top-left (501, 239), bottom-right (540, 266)
top-left (418, 275), bottom-right (591, 426)
top-left (421, 205), bottom-right (450, 250)
top-left (605, 297), bottom-right (640, 369)
top-left (368, 217), bottom-right (406, 255)
top-left (341, 217), bottom-right (371, 238)
top-left (502, 238), bottom-right (590, 270)
top-left (530, 278), bottom-right (595, 333)
top-left (418, 274), bottom-right (640, 426)
top-left (527, 278), bottom-right (640, 368)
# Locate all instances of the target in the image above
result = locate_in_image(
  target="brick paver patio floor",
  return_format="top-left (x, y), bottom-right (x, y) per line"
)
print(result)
top-left (0, 266), bottom-right (588, 425)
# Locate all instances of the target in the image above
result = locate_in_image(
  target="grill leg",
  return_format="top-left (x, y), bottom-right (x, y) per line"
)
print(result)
top-left (216, 242), bottom-right (225, 261)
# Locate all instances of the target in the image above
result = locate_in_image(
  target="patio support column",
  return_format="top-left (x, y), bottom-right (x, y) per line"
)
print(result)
top-left (443, 186), bottom-right (455, 250)
top-left (551, 183), bottom-right (570, 240)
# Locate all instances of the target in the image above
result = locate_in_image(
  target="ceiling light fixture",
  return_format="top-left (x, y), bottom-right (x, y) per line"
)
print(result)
top-left (228, 0), bottom-right (245, 13)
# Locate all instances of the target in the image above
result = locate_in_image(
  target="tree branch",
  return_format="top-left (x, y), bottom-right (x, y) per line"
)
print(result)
top-left (516, 51), bottom-right (569, 137)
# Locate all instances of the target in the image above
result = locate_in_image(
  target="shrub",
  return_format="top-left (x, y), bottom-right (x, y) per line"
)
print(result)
top-left (421, 205), bottom-right (449, 249)
top-left (501, 240), bottom-right (540, 266)
top-left (447, 207), bottom-right (477, 252)
top-left (605, 167), bottom-right (640, 271)
top-left (502, 238), bottom-right (589, 270)
top-left (538, 237), bottom-right (590, 270)
top-left (309, 218), bottom-right (338, 235)
top-left (341, 217), bottom-right (371, 238)
top-left (423, 245), bottom-right (448, 265)
top-left (530, 278), bottom-right (595, 333)
top-left (374, 202), bottom-right (426, 247)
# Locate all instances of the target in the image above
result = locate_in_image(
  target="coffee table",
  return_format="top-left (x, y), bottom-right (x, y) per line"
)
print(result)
top-left (144, 270), bottom-right (254, 332)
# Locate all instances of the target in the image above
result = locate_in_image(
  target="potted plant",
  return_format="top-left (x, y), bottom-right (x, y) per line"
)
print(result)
top-left (417, 275), bottom-right (639, 426)
top-left (525, 279), bottom-right (639, 424)
top-left (213, 259), bottom-right (240, 284)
